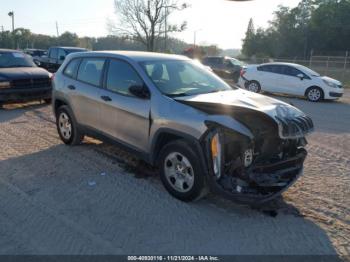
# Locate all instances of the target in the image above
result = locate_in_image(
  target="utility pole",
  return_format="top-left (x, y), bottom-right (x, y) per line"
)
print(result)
top-left (8, 11), bottom-right (14, 33)
top-left (56, 21), bottom-right (60, 37)
top-left (164, 7), bottom-right (167, 52)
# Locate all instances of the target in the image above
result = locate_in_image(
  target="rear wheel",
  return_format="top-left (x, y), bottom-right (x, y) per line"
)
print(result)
top-left (56, 106), bottom-right (84, 145)
top-left (306, 87), bottom-right (323, 102)
top-left (246, 81), bottom-right (261, 93)
top-left (158, 140), bottom-right (207, 202)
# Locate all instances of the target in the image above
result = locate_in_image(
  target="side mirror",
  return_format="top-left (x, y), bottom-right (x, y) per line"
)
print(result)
top-left (59, 55), bottom-right (66, 61)
top-left (129, 84), bottom-right (150, 99)
top-left (297, 73), bottom-right (304, 80)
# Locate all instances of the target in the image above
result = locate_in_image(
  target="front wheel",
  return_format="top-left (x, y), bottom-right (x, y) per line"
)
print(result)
top-left (158, 140), bottom-right (207, 202)
top-left (56, 106), bottom-right (84, 145)
top-left (306, 87), bottom-right (323, 102)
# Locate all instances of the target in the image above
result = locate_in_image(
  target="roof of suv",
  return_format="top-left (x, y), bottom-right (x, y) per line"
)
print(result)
top-left (69, 51), bottom-right (190, 62)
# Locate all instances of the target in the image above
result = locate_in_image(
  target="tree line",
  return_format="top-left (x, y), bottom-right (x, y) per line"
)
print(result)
top-left (242, 0), bottom-right (350, 59)
top-left (0, 28), bottom-right (193, 53)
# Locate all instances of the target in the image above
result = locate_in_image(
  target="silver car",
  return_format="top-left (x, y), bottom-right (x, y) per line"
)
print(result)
top-left (52, 51), bottom-right (314, 204)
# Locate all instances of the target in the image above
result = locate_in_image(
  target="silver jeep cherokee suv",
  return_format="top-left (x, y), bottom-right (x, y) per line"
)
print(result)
top-left (53, 51), bottom-right (314, 204)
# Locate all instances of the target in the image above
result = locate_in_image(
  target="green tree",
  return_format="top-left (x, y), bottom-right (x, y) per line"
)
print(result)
top-left (242, 18), bottom-right (256, 57)
top-left (58, 32), bottom-right (79, 47)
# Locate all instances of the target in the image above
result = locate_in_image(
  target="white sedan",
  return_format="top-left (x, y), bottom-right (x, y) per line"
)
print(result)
top-left (238, 62), bottom-right (344, 102)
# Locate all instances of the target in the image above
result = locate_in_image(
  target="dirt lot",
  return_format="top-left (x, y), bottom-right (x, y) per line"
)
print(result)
top-left (0, 91), bottom-right (349, 257)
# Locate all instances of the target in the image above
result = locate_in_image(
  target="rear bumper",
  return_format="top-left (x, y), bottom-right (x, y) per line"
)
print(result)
top-left (0, 87), bottom-right (52, 103)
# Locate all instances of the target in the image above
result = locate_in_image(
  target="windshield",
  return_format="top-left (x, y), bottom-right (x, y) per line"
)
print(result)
top-left (140, 60), bottom-right (232, 97)
top-left (228, 58), bottom-right (244, 67)
top-left (299, 65), bottom-right (320, 77)
top-left (65, 49), bottom-right (87, 55)
top-left (0, 52), bottom-right (36, 68)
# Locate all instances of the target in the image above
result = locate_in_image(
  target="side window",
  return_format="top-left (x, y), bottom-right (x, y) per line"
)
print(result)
top-left (58, 49), bottom-right (66, 61)
top-left (49, 48), bottom-right (58, 59)
top-left (258, 65), bottom-right (271, 72)
top-left (106, 59), bottom-right (144, 97)
top-left (63, 59), bottom-right (81, 79)
top-left (269, 65), bottom-right (283, 74)
top-left (77, 58), bottom-right (105, 86)
top-left (282, 66), bottom-right (303, 77)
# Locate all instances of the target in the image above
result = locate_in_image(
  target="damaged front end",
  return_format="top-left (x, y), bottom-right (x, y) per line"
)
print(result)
top-left (194, 103), bottom-right (313, 205)
top-left (204, 125), bottom-right (308, 204)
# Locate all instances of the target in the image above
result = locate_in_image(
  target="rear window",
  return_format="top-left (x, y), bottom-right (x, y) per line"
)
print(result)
top-left (63, 59), bottom-right (81, 79)
top-left (77, 58), bottom-right (105, 86)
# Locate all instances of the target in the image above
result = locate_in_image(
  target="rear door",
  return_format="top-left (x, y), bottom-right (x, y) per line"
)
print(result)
top-left (255, 65), bottom-right (281, 92)
top-left (69, 57), bottom-right (106, 129)
top-left (99, 58), bottom-right (151, 152)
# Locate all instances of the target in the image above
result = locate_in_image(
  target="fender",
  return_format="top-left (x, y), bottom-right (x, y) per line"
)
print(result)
top-left (150, 128), bottom-right (208, 171)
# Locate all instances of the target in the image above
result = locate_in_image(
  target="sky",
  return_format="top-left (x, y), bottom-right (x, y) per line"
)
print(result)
top-left (0, 0), bottom-right (301, 49)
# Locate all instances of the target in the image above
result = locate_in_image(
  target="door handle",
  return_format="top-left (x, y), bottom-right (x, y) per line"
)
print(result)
top-left (67, 85), bottom-right (76, 90)
top-left (101, 96), bottom-right (112, 102)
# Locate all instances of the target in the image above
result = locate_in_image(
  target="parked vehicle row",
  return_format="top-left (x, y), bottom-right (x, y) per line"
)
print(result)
top-left (53, 51), bottom-right (314, 204)
top-left (0, 47), bottom-right (88, 107)
top-left (201, 56), bottom-right (244, 83)
top-left (36, 47), bottom-right (88, 73)
top-left (238, 62), bottom-right (344, 102)
top-left (0, 49), bottom-right (52, 107)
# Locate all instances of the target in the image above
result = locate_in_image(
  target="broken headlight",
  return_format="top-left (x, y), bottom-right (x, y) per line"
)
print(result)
top-left (243, 149), bottom-right (254, 167)
top-left (211, 133), bottom-right (222, 179)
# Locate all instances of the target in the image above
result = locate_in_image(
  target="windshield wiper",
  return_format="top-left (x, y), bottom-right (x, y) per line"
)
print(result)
top-left (166, 93), bottom-right (189, 97)
top-left (6, 65), bottom-right (32, 68)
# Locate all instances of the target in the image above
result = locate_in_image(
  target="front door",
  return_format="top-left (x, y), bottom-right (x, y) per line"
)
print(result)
top-left (276, 65), bottom-right (310, 96)
top-left (99, 59), bottom-right (151, 152)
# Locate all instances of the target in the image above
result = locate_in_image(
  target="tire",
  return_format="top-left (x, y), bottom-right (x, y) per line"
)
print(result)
top-left (158, 140), bottom-right (207, 202)
top-left (246, 81), bottom-right (261, 93)
top-left (56, 105), bottom-right (84, 145)
top-left (306, 87), bottom-right (323, 102)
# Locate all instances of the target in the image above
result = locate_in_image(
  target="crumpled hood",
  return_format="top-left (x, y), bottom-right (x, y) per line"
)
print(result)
top-left (0, 67), bottom-right (50, 81)
top-left (176, 89), bottom-right (314, 139)
top-left (175, 89), bottom-right (306, 119)
top-left (321, 76), bottom-right (342, 86)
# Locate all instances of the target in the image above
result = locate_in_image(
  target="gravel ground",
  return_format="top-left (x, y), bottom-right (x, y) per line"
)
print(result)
top-left (0, 91), bottom-right (349, 257)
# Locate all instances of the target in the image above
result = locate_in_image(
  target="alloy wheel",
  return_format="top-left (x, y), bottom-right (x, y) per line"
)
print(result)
top-left (308, 88), bottom-right (321, 101)
top-left (58, 112), bottom-right (72, 140)
top-left (248, 82), bottom-right (259, 92)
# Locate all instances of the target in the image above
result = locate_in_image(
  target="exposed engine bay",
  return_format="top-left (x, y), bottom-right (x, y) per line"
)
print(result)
top-left (179, 97), bottom-right (314, 204)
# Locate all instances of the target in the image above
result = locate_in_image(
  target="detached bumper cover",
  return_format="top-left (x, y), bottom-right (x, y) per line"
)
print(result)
top-left (208, 150), bottom-right (307, 205)
top-left (0, 86), bottom-right (52, 102)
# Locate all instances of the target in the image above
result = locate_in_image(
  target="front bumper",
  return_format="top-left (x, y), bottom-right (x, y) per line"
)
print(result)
top-left (208, 149), bottom-right (307, 205)
top-left (329, 91), bottom-right (343, 98)
top-left (0, 87), bottom-right (52, 103)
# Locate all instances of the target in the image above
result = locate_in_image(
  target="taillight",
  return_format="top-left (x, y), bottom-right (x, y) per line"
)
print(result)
top-left (50, 73), bottom-right (55, 81)
top-left (240, 69), bottom-right (246, 77)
